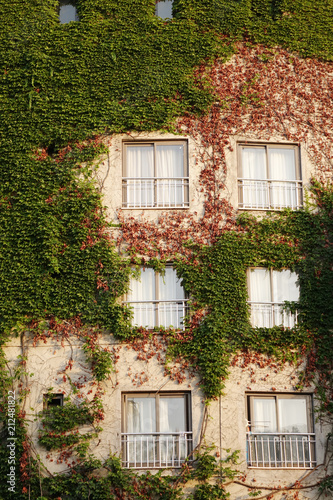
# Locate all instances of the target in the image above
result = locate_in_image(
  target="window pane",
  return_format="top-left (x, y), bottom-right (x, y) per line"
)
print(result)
top-left (155, 0), bottom-right (173, 18)
top-left (127, 397), bottom-right (156, 433)
top-left (242, 147), bottom-right (266, 179)
top-left (278, 398), bottom-right (308, 433)
top-left (128, 268), bottom-right (155, 327)
top-left (126, 145), bottom-right (154, 207)
top-left (268, 149), bottom-right (296, 181)
top-left (249, 269), bottom-right (271, 303)
top-left (59, 1), bottom-right (78, 23)
top-left (252, 398), bottom-right (277, 433)
top-left (272, 270), bottom-right (299, 303)
top-left (159, 268), bottom-right (184, 301)
top-left (159, 397), bottom-right (186, 432)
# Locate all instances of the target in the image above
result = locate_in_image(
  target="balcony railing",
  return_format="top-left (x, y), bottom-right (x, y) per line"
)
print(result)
top-left (238, 179), bottom-right (303, 210)
top-left (249, 302), bottom-right (298, 328)
top-left (124, 299), bottom-right (189, 329)
top-left (121, 432), bottom-right (193, 468)
top-left (247, 432), bottom-right (316, 468)
top-left (122, 177), bottom-right (189, 208)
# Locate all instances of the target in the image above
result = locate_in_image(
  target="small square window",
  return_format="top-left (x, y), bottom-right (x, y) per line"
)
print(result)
top-left (155, 0), bottom-right (173, 19)
top-left (59, 0), bottom-right (79, 24)
top-left (248, 268), bottom-right (299, 328)
top-left (238, 144), bottom-right (302, 210)
top-left (125, 267), bottom-right (188, 329)
top-left (122, 392), bottom-right (192, 468)
top-left (122, 141), bottom-right (189, 209)
top-left (43, 393), bottom-right (64, 410)
top-left (247, 394), bottom-right (316, 468)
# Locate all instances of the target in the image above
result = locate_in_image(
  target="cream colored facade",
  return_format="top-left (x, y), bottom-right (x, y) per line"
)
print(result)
top-left (4, 130), bottom-right (331, 498)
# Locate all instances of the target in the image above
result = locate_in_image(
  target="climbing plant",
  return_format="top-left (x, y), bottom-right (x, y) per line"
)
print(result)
top-left (0, 0), bottom-right (332, 498)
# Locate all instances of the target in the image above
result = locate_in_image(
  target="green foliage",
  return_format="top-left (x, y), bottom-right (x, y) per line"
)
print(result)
top-left (83, 339), bottom-right (114, 381)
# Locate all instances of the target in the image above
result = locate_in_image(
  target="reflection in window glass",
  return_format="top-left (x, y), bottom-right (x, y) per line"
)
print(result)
top-left (59, 0), bottom-right (78, 24)
top-left (155, 0), bottom-right (173, 19)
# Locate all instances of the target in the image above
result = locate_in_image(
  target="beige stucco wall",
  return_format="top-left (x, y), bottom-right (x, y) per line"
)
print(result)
top-left (4, 334), bottom-right (331, 498)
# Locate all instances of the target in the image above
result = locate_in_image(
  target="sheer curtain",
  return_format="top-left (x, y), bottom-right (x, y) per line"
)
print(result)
top-left (126, 145), bottom-right (154, 207)
top-left (156, 145), bottom-right (184, 206)
top-left (272, 270), bottom-right (299, 326)
top-left (241, 147), bottom-right (268, 208)
top-left (128, 268), bottom-right (155, 328)
top-left (160, 397), bottom-right (186, 464)
top-left (278, 398), bottom-right (307, 433)
top-left (269, 149), bottom-right (297, 208)
top-left (252, 398), bottom-right (277, 433)
top-left (155, 0), bottom-right (173, 18)
top-left (249, 268), bottom-right (271, 327)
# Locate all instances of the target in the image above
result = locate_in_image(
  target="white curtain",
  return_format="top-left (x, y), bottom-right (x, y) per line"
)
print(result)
top-left (127, 397), bottom-right (156, 433)
top-left (126, 145), bottom-right (154, 207)
top-left (252, 398), bottom-right (277, 433)
top-left (241, 148), bottom-right (268, 208)
top-left (156, 145), bottom-right (184, 206)
top-left (128, 268), bottom-right (155, 327)
top-left (158, 268), bottom-right (185, 328)
top-left (269, 148), bottom-right (297, 208)
top-left (278, 398), bottom-right (307, 433)
top-left (272, 270), bottom-right (299, 303)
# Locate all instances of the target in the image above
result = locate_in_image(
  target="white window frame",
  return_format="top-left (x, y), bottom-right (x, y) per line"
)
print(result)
top-left (247, 268), bottom-right (299, 328)
top-left (122, 141), bottom-right (189, 209)
top-left (246, 393), bottom-right (316, 468)
top-left (125, 267), bottom-right (188, 329)
top-left (121, 392), bottom-right (192, 468)
top-left (238, 143), bottom-right (303, 210)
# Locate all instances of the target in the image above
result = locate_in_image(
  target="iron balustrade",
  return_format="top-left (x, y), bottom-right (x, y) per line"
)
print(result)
top-left (249, 302), bottom-right (298, 328)
top-left (247, 432), bottom-right (316, 468)
top-left (124, 299), bottom-right (189, 330)
top-left (122, 177), bottom-right (189, 208)
top-left (121, 432), bottom-right (193, 468)
top-left (238, 179), bottom-right (303, 210)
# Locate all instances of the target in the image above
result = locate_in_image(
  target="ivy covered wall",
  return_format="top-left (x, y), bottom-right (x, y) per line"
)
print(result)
top-left (0, 1), bottom-right (332, 499)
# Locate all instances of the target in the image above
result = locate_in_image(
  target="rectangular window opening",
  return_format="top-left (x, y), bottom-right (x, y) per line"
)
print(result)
top-left (246, 394), bottom-right (316, 468)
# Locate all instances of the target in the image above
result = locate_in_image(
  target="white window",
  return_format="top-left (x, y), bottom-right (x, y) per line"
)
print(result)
top-left (155, 0), bottom-right (173, 19)
top-left (238, 144), bottom-right (302, 210)
top-left (59, 0), bottom-right (79, 23)
top-left (247, 394), bottom-right (316, 468)
top-left (122, 141), bottom-right (189, 208)
top-left (126, 267), bottom-right (187, 329)
top-left (248, 268), bottom-right (299, 328)
top-left (122, 392), bottom-right (192, 468)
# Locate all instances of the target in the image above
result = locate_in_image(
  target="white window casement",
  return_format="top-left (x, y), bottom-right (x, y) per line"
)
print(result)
top-left (59, 0), bottom-right (79, 23)
top-left (155, 0), bottom-right (173, 19)
top-left (238, 144), bottom-right (302, 210)
top-left (247, 394), bottom-right (316, 468)
top-left (122, 141), bottom-right (189, 209)
top-left (125, 267), bottom-right (188, 329)
top-left (248, 268), bottom-right (299, 328)
top-left (121, 392), bottom-right (192, 468)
